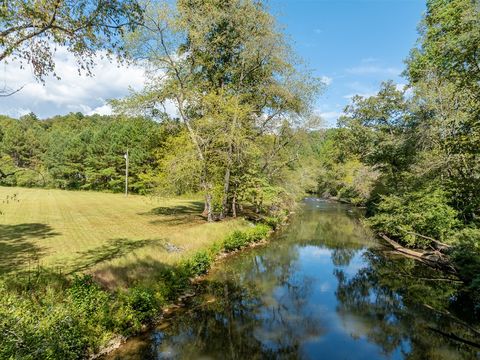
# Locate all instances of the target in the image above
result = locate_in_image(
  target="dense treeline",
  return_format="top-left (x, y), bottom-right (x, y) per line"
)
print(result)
top-left (0, 113), bottom-right (168, 193)
top-left (317, 0), bottom-right (480, 306)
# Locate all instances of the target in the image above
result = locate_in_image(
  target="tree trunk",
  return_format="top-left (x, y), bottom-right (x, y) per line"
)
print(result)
top-left (205, 192), bottom-right (213, 222)
top-left (220, 167), bottom-right (230, 219)
top-left (379, 233), bottom-right (456, 273)
top-left (231, 186), bottom-right (237, 218)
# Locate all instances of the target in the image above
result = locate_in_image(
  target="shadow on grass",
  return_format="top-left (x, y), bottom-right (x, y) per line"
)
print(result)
top-left (0, 223), bottom-right (59, 273)
top-left (139, 201), bottom-right (205, 226)
top-left (141, 201), bottom-right (204, 216)
top-left (68, 238), bottom-right (169, 274)
top-left (93, 257), bottom-right (179, 289)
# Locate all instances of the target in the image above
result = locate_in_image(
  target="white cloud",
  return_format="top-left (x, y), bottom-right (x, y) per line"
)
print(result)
top-left (87, 103), bottom-right (113, 116)
top-left (0, 46), bottom-right (146, 118)
top-left (320, 76), bottom-right (333, 86)
top-left (343, 92), bottom-right (376, 100)
top-left (345, 65), bottom-right (401, 76)
top-left (319, 111), bottom-right (342, 124)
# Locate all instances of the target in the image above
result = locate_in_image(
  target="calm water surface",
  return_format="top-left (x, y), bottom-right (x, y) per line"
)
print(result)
top-left (107, 199), bottom-right (479, 360)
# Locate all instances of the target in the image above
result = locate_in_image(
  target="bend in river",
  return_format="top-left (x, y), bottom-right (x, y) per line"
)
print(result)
top-left (107, 199), bottom-right (479, 360)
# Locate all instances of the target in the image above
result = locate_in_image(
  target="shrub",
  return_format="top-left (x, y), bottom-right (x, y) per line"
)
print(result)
top-left (183, 250), bottom-right (212, 277)
top-left (125, 287), bottom-right (159, 323)
top-left (246, 223), bottom-right (271, 242)
top-left (368, 188), bottom-right (460, 247)
top-left (450, 228), bottom-right (480, 308)
top-left (263, 216), bottom-right (281, 229)
top-left (223, 230), bottom-right (249, 251)
top-left (223, 224), bottom-right (270, 252)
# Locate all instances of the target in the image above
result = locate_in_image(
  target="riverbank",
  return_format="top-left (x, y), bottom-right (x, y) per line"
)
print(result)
top-left (0, 207), bottom-right (283, 360)
top-left (93, 219), bottom-right (283, 359)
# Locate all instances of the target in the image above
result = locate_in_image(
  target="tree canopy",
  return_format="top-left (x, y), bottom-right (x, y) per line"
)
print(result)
top-left (0, 0), bottom-right (143, 94)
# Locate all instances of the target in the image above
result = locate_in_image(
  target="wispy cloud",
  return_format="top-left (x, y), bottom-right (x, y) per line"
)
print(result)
top-left (345, 65), bottom-right (401, 76)
top-left (320, 75), bottom-right (333, 86)
top-left (319, 111), bottom-right (342, 124)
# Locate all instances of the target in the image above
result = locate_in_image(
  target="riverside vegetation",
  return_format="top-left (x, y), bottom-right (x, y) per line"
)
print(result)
top-left (0, 219), bottom-right (271, 359)
top-left (315, 0), bottom-right (480, 312)
top-left (0, 0), bottom-right (479, 358)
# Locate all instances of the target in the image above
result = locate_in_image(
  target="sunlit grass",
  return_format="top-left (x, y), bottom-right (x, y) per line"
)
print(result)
top-left (0, 187), bottom-right (248, 286)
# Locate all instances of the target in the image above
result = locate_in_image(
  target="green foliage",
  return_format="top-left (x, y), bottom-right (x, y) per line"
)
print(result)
top-left (368, 189), bottom-right (459, 247)
top-left (0, 0), bottom-right (143, 82)
top-left (183, 251), bottom-right (213, 277)
top-left (315, 5), bottom-right (480, 310)
top-left (450, 228), bottom-right (480, 307)
top-left (0, 113), bottom-right (169, 194)
top-left (0, 209), bottom-right (273, 359)
top-left (223, 230), bottom-right (250, 252)
top-left (124, 287), bottom-right (159, 325)
top-left (315, 130), bottom-right (379, 205)
top-left (223, 224), bottom-right (271, 251)
top-left (115, 0), bottom-right (321, 221)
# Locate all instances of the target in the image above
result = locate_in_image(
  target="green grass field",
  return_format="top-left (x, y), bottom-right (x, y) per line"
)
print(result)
top-left (0, 187), bottom-right (248, 286)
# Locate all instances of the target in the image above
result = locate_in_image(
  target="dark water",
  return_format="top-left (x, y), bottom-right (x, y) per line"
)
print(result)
top-left (107, 199), bottom-right (480, 360)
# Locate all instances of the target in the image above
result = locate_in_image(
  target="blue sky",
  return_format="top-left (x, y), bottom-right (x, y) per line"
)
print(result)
top-left (1, 0), bottom-right (425, 124)
top-left (270, 0), bottom-right (425, 126)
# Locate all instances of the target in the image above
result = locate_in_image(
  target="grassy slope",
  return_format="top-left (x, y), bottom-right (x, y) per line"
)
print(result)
top-left (0, 187), bottom-right (248, 286)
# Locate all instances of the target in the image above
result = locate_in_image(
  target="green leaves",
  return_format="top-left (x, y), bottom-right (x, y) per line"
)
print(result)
top-left (0, 0), bottom-right (143, 82)
top-left (368, 188), bottom-right (460, 248)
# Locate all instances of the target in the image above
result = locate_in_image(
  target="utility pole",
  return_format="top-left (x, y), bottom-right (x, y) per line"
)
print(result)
top-left (124, 149), bottom-right (129, 197)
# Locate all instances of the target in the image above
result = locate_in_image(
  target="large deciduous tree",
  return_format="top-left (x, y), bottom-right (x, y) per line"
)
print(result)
top-left (114, 0), bottom-right (320, 221)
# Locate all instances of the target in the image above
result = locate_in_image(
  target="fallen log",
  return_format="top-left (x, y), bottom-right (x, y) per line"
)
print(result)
top-left (379, 233), bottom-right (456, 274)
top-left (398, 229), bottom-right (451, 252)
top-left (422, 304), bottom-right (480, 338)
top-left (426, 326), bottom-right (480, 350)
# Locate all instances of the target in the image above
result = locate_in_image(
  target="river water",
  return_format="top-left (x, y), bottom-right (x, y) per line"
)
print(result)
top-left (107, 199), bottom-right (479, 359)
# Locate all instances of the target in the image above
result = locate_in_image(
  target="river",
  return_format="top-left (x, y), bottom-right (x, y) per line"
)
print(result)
top-left (107, 199), bottom-right (479, 359)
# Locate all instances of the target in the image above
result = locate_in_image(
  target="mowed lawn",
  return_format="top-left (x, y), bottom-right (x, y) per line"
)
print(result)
top-left (0, 187), bottom-right (248, 286)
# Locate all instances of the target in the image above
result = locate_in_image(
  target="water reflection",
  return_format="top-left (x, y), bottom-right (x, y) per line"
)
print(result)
top-left (107, 199), bottom-right (479, 360)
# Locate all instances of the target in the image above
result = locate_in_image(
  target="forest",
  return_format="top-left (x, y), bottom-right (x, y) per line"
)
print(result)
top-left (0, 0), bottom-right (479, 358)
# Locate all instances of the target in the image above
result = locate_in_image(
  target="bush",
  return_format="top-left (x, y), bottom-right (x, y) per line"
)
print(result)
top-left (183, 250), bottom-right (212, 277)
top-left (223, 224), bottom-right (270, 251)
top-left (263, 216), bottom-right (282, 229)
top-left (246, 223), bottom-right (271, 242)
top-left (125, 287), bottom-right (159, 323)
top-left (450, 228), bottom-right (480, 307)
top-left (0, 280), bottom-right (95, 360)
top-left (223, 230), bottom-right (249, 251)
top-left (368, 188), bottom-right (460, 247)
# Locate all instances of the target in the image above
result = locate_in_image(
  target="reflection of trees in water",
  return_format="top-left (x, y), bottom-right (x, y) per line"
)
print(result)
top-left (286, 203), bottom-right (374, 250)
top-left (335, 249), bottom-right (480, 359)
top-left (138, 276), bottom-right (322, 360)
top-left (142, 202), bottom-right (372, 359)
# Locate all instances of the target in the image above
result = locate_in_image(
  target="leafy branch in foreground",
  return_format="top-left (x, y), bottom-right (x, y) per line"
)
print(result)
top-left (0, 0), bottom-right (144, 82)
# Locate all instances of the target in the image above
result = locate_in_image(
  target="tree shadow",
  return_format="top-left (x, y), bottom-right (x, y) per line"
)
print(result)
top-left (139, 201), bottom-right (205, 226)
top-left (68, 238), bottom-right (169, 274)
top-left (90, 256), bottom-right (191, 290)
top-left (0, 223), bottom-right (59, 273)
